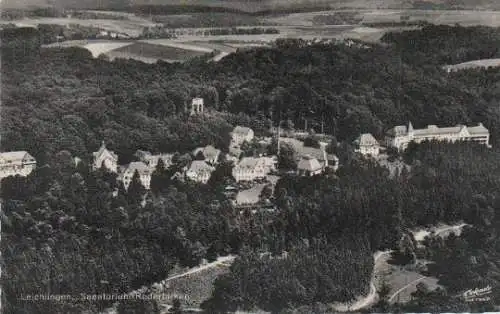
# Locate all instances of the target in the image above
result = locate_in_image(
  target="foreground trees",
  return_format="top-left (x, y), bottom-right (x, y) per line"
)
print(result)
top-left (2, 24), bottom-right (500, 313)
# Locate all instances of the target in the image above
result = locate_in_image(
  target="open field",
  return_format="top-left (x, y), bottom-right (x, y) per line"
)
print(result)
top-left (106, 42), bottom-right (209, 62)
top-left (8, 0), bottom-right (500, 12)
top-left (85, 41), bottom-right (134, 57)
top-left (0, 17), bottom-right (157, 37)
top-left (149, 12), bottom-right (271, 28)
top-left (182, 41), bottom-right (237, 53)
top-left (264, 9), bottom-right (500, 27)
top-left (444, 58), bottom-right (500, 72)
top-left (18, 6), bottom-right (500, 63)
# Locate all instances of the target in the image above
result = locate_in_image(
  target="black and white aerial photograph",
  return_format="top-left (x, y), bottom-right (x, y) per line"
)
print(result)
top-left (1, 0), bottom-right (500, 313)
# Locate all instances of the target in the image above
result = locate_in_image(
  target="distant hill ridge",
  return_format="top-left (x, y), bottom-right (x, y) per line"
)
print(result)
top-left (5, 0), bottom-right (500, 13)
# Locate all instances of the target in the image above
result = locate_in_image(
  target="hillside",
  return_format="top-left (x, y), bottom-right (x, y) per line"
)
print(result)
top-left (5, 0), bottom-right (500, 12)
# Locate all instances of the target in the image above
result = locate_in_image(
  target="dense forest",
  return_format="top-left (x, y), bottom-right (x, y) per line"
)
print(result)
top-left (2, 24), bottom-right (500, 313)
top-left (205, 141), bottom-right (500, 313)
top-left (3, 24), bottom-right (500, 164)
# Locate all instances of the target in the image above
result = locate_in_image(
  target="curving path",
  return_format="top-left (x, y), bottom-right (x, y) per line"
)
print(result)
top-left (101, 255), bottom-right (236, 314)
top-left (331, 250), bottom-right (392, 312)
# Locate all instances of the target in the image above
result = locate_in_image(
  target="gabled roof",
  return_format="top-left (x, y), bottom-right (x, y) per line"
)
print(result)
top-left (134, 149), bottom-right (152, 160)
top-left (387, 122), bottom-right (489, 137)
top-left (192, 145), bottom-right (221, 160)
top-left (297, 155), bottom-right (323, 172)
top-left (0, 151), bottom-right (35, 163)
top-left (237, 157), bottom-right (261, 169)
top-left (192, 97), bottom-right (204, 104)
top-left (93, 141), bottom-right (118, 160)
top-left (386, 125), bottom-right (408, 137)
top-left (122, 161), bottom-right (151, 175)
top-left (187, 160), bottom-right (215, 173)
top-left (468, 123), bottom-right (489, 135)
top-left (232, 126), bottom-right (253, 136)
top-left (354, 133), bottom-right (379, 146)
top-left (413, 125), bottom-right (463, 136)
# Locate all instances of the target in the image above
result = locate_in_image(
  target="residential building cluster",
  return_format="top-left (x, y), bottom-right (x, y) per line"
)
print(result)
top-left (280, 138), bottom-right (339, 176)
top-left (3, 98), bottom-right (489, 195)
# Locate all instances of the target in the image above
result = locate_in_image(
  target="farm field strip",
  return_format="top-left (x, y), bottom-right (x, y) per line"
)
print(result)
top-left (1, 17), bottom-right (157, 37)
top-left (444, 58), bottom-right (500, 71)
top-left (84, 42), bottom-right (134, 57)
top-left (183, 41), bottom-right (237, 53)
top-left (139, 40), bottom-right (214, 52)
top-left (105, 42), bottom-right (209, 62)
top-left (264, 9), bottom-right (500, 27)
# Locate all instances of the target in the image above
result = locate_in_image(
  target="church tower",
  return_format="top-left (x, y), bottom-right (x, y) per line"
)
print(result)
top-left (408, 121), bottom-right (414, 139)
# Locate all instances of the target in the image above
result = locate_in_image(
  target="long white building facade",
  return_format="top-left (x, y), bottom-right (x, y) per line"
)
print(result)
top-left (385, 122), bottom-right (490, 151)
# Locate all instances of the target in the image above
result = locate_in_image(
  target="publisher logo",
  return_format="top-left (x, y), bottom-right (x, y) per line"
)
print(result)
top-left (462, 286), bottom-right (492, 302)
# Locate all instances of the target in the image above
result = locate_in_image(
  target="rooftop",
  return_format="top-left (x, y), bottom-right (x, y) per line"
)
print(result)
top-left (280, 137), bottom-right (335, 161)
top-left (297, 155), bottom-right (323, 172)
top-left (188, 160), bottom-right (215, 173)
top-left (233, 126), bottom-right (253, 136)
top-left (0, 151), bottom-right (34, 161)
top-left (355, 133), bottom-right (379, 146)
top-left (387, 122), bottom-right (489, 137)
top-left (193, 145), bottom-right (221, 160)
top-left (93, 141), bottom-right (118, 160)
top-left (123, 161), bottom-right (151, 174)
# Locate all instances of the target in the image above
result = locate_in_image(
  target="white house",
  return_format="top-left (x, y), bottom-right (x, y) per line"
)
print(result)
top-left (297, 155), bottom-right (324, 177)
top-left (118, 161), bottom-right (152, 190)
top-left (185, 160), bottom-right (215, 184)
top-left (92, 141), bottom-right (118, 173)
top-left (0, 151), bottom-right (37, 179)
top-left (190, 97), bottom-right (204, 115)
top-left (135, 150), bottom-right (174, 170)
top-left (354, 133), bottom-right (380, 156)
top-left (232, 156), bottom-right (277, 182)
top-left (231, 126), bottom-right (255, 147)
top-left (192, 145), bottom-right (221, 165)
top-left (385, 122), bottom-right (490, 151)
